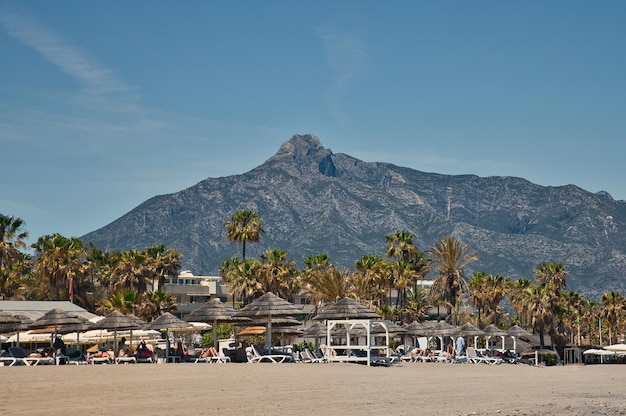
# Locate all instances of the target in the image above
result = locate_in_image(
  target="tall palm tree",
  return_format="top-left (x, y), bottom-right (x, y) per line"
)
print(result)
top-left (428, 236), bottom-right (478, 321)
top-left (258, 248), bottom-right (298, 299)
top-left (139, 290), bottom-right (177, 322)
top-left (0, 214), bottom-right (29, 298)
top-left (507, 278), bottom-right (534, 327)
top-left (353, 255), bottom-right (391, 307)
top-left (225, 210), bottom-right (265, 260)
top-left (31, 234), bottom-right (89, 301)
top-left (108, 249), bottom-right (150, 295)
top-left (521, 283), bottom-right (553, 349)
top-left (535, 263), bottom-right (568, 294)
top-left (600, 291), bottom-right (625, 345)
top-left (221, 257), bottom-right (263, 303)
top-left (385, 231), bottom-right (418, 262)
top-left (144, 244), bottom-right (182, 291)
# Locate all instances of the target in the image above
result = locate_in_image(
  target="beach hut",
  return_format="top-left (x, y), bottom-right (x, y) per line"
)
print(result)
top-left (313, 297), bottom-right (390, 366)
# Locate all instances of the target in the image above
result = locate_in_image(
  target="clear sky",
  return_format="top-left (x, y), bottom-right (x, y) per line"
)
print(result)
top-left (2, 1), bottom-right (625, 246)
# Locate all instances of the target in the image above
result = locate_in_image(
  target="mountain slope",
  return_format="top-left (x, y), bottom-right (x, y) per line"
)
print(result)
top-left (81, 134), bottom-right (626, 298)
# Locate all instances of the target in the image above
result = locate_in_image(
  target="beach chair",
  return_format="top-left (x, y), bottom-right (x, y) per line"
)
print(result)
top-left (246, 344), bottom-right (292, 363)
top-left (10, 346), bottom-right (54, 366)
top-left (0, 356), bottom-right (19, 366)
top-left (66, 346), bottom-right (88, 365)
top-left (302, 348), bottom-right (325, 363)
top-left (466, 347), bottom-right (502, 364)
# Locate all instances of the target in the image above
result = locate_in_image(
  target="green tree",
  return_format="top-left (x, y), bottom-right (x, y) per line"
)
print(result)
top-left (225, 210), bottom-right (265, 260)
top-left (220, 257), bottom-right (263, 304)
top-left (144, 244), bottom-right (182, 291)
top-left (428, 236), bottom-right (478, 323)
top-left (258, 248), bottom-right (298, 299)
top-left (600, 291), bottom-right (625, 345)
top-left (0, 214), bottom-right (29, 298)
top-left (139, 290), bottom-right (177, 322)
top-left (31, 234), bottom-right (90, 301)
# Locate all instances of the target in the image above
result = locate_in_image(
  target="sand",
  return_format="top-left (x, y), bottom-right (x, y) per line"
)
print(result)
top-left (2, 362), bottom-right (625, 416)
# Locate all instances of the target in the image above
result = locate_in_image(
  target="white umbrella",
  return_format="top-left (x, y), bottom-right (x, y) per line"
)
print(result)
top-left (603, 343), bottom-right (626, 352)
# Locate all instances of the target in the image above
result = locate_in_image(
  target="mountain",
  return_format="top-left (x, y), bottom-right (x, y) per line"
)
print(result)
top-left (81, 134), bottom-right (626, 298)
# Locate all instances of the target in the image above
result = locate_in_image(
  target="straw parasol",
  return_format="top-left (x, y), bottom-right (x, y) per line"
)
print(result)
top-left (458, 322), bottom-right (485, 336)
top-left (92, 311), bottom-right (141, 353)
top-left (233, 292), bottom-right (304, 351)
top-left (185, 298), bottom-right (250, 350)
top-left (312, 297), bottom-right (381, 320)
top-left (483, 324), bottom-right (507, 350)
top-left (506, 325), bottom-right (532, 352)
top-left (144, 312), bottom-right (192, 361)
top-left (0, 310), bottom-right (21, 333)
top-left (237, 326), bottom-right (267, 337)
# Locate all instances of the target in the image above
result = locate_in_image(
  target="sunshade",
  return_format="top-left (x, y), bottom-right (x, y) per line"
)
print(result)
top-left (404, 321), bottom-right (428, 336)
top-left (0, 311), bottom-right (21, 333)
top-left (28, 308), bottom-right (86, 330)
top-left (482, 324), bottom-right (507, 336)
top-left (233, 292), bottom-right (303, 351)
top-left (303, 322), bottom-right (327, 337)
top-left (603, 343), bottom-right (626, 352)
top-left (185, 298), bottom-right (250, 350)
top-left (144, 312), bottom-right (192, 361)
top-left (458, 322), bottom-right (485, 336)
top-left (237, 326), bottom-right (267, 337)
top-left (312, 297), bottom-right (380, 320)
top-left (506, 325), bottom-right (532, 337)
top-left (250, 317), bottom-right (301, 327)
top-left (429, 321), bottom-right (459, 336)
top-left (371, 321), bottom-right (407, 335)
top-left (92, 311), bottom-right (141, 353)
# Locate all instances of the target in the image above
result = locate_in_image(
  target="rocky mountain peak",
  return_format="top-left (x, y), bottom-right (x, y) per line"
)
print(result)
top-left (272, 134), bottom-right (329, 160)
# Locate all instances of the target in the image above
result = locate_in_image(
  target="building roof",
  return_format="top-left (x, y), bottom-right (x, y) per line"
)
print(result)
top-left (0, 301), bottom-right (97, 321)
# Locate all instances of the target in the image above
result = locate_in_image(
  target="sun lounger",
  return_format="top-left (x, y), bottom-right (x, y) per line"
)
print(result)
top-left (246, 344), bottom-right (292, 363)
top-left (10, 347), bottom-right (54, 366)
top-left (115, 356), bottom-right (137, 364)
top-left (0, 356), bottom-right (19, 366)
top-left (466, 347), bottom-right (502, 364)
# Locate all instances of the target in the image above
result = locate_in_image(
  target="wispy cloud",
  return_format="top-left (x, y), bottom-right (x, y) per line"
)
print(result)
top-left (0, 9), bottom-right (130, 97)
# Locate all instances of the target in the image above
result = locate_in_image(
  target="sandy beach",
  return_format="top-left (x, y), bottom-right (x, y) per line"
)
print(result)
top-left (2, 362), bottom-right (625, 416)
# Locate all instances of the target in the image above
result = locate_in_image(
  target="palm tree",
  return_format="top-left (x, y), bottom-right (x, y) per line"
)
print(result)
top-left (507, 278), bottom-right (534, 327)
top-left (403, 286), bottom-right (430, 323)
top-left (258, 248), bottom-right (298, 299)
top-left (428, 236), bottom-right (478, 322)
top-left (220, 257), bottom-right (263, 304)
top-left (600, 291), bottom-right (625, 345)
top-left (31, 234), bottom-right (89, 301)
top-left (144, 244), bottom-right (182, 291)
top-left (139, 290), bottom-right (177, 322)
top-left (108, 249), bottom-right (150, 295)
top-left (0, 214), bottom-right (29, 297)
top-left (385, 231), bottom-right (418, 262)
top-left (301, 264), bottom-right (352, 305)
top-left (225, 210), bottom-right (265, 260)
top-left (98, 289), bottom-right (139, 315)
top-left (521, 283), bottom-right (553, 349)
top-left (353, 255), bottom-right (391, 308)
top-left (535, 263), bottom-right (568, 294)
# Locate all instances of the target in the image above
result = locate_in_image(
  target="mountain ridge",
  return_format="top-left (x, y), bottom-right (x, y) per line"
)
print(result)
top-left (81, 134), bottom-right (626, 298)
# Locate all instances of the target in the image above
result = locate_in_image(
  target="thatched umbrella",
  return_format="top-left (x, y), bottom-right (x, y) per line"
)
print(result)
top-left (428, 321), bottom-right (459, 352)
top-left (506, 325), bottom-right (532, 352)
top-left (458, 322), bottom-right (485, 349)
top-left (92, 311), bottom-right (141, 354)
top-left (233, 293), bottom-right (304, 351)
top-left (185, 298), bottom-right (250, 350)
top-left (483, 324), bottom-right (507, 351)
top-left (312, 297), bottom-right (381, 320)
top-left (28, 308), bottom-right (90, 363)
top-left (0, 311), bottom-right (21, 333)
top-left (8, 314), bottom-right (32, 346)
top-left (144, 312), bottom-right (192, 361)
top-left (404, 321), bottom-right (428, 337)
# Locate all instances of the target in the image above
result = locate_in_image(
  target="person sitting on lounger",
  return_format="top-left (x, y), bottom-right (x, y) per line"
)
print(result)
top-left (136, 341), bottom-right (153, 359)
top-left (117, 337), bottom-right (131, 357)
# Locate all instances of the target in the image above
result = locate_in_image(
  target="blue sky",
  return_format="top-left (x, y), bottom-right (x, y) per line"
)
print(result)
top-left (2, 1), bottom-right (625, 246)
